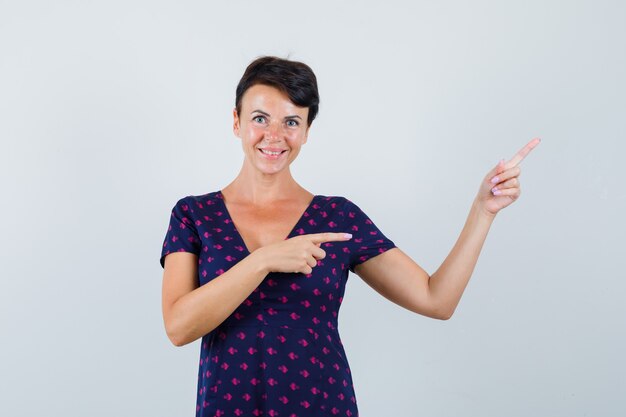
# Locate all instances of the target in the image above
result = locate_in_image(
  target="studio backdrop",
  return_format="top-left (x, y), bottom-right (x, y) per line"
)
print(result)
top-left (1, 1), bottom-right (624, 416)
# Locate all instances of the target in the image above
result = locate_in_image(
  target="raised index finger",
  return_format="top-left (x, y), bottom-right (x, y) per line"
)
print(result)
top-left (507, 137), bottom-right (541, 168)
top-left (307, 232), bottom-right (353, 245)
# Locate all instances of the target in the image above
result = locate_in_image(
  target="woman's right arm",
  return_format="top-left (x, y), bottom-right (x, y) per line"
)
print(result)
top-left (161, 232), bottom-right (351, 347)
top-left (161, 250), bottom-right (269, 347)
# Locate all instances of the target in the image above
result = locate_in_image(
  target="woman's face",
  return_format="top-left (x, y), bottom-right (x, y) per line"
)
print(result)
top-left (233, 84), bottom-right (310, 175)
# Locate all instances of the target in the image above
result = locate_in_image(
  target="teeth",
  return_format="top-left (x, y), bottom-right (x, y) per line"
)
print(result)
top-left (261, 149), bottom-right (283, 156)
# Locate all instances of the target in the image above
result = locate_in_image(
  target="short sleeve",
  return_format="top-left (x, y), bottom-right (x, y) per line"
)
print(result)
top-left (343, 198), bottom-right (397, 273)
top-left (159, 196), bottom-right (201, 268)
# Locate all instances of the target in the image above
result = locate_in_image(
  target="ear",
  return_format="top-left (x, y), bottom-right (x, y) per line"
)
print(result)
top-left (233, 108), bottom-right (241, 137)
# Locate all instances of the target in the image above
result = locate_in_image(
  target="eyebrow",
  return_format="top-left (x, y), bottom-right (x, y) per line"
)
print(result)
top-left (251, 109), bottom-right (302, 120)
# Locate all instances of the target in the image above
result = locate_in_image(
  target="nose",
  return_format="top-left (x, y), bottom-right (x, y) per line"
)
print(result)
top-left (264, 120), bottom-right (281, 141)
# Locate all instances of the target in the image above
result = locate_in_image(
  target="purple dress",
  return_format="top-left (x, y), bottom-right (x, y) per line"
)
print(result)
top-left (160, 190), bottom-right (396, 417)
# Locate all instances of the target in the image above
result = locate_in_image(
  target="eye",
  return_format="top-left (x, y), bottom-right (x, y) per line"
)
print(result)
top-left (253, 115), bottom-right (266, 123)
top-left (286, 119), bottom-right (299, 127)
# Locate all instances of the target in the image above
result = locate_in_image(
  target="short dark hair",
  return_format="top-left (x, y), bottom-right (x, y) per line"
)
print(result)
top-left (235, 56), bottom-right (320, 127)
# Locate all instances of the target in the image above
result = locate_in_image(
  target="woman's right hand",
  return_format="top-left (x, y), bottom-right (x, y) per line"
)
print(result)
top-left (253, 232), bottom-right (352, 275)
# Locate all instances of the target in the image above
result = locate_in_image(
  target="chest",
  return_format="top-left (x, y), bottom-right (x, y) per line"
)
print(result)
top-left (227, 205), bottom-right (307, 253)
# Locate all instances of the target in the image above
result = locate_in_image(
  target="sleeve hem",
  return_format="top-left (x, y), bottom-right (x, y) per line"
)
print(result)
top-left (159, 196), bottom-right (202, 269)
top-left (160, 249), bottom-right (200, 269)
top-left (348, 243), bottom-right (397, 274)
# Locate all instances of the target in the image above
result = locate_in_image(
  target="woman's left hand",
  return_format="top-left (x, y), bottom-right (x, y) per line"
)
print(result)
top-left (475, 138), bottom-right (541, 217)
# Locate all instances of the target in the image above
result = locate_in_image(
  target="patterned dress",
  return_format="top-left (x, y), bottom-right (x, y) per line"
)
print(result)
top-left (160, 190), bottom-right (396, 417)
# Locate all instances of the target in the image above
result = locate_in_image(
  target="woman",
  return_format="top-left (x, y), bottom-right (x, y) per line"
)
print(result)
top-left (159, 56), bottom-right (540, 416)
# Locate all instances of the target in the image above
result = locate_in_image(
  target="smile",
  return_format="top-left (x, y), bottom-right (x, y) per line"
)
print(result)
top-left (258, 148), bottom-right (287, 159)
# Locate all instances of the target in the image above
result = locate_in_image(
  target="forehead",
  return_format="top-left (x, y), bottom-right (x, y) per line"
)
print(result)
top-left (241, 84), bottom-right (308, 116)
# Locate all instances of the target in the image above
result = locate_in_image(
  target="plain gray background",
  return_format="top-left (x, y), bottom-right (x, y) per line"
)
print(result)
top-left (1, 1), bottom-right (625, 416)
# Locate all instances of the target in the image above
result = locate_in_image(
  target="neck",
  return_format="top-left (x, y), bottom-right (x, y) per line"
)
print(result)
top-left (221, 163), bottom-right (307, 205)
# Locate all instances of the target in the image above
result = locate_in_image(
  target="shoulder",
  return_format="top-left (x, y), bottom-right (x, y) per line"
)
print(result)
top-left (315, 194), bottom-right (348, 205)
top-left (316, 193), bottom-right (358, 205)
top-left (314, 194), bottom-right (355, 213)
top-left (318, 194), bottom-right (363, 210)
top-left (167, 191), bottom-right (222, 221)
top-left (176, 191), bottom-right (221, 208)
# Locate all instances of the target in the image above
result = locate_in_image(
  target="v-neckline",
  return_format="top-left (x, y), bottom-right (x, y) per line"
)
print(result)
top-left (216, 190), bottom-right (319, 256)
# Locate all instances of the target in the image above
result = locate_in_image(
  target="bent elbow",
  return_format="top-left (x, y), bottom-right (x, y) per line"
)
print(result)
top-left (167, 322), bottom-right (216, 347)
top-left (439, 308), bottom-right (456, 320)
top-left (169, 333), bottom-right (185, 347)
top-left (417, 307), bottom-right (453, 320)
top-left (169, 330), bottom-right (196, 347)
top-left (164, 319), bottom-right (188, 347)
top-left (432, 305), bottom-right (454, 321)
top-left (166, 327), bottom-right (185, 347)
top-left (438, 310), bottom-right (453, 320)
top-left (425, 287), bottom-right (454, 320)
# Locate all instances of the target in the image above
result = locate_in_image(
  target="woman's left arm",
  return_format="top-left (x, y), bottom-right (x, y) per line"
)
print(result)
top-left (354, 138), bottom-right (541, 320)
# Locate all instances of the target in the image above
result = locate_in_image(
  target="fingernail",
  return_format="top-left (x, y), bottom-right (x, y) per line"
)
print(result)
top-left (344, 233), bottom-right (352, 239)
top-left (490, 176), bottom-right (499, 184)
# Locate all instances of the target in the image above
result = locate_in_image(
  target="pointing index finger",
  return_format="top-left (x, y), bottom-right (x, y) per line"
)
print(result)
top-left (507, 137), bottom-right (541, 168)
top-left (308, 232), bottom-right (353, 244)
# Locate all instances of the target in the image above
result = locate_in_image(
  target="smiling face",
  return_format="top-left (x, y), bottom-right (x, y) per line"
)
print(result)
top-left (233, 84), bottom-right (310, 176)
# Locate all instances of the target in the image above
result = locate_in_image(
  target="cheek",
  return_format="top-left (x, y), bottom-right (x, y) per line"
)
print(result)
top-left (243, 125), bottom-right (264, 139)
top-left (286, 130), bottom-right (306, 142)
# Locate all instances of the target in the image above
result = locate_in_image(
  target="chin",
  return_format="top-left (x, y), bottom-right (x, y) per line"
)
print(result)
top-left (259, 163), bottom-right (289, 174)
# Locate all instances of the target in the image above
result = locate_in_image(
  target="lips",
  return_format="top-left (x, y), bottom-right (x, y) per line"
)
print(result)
top-left (258, 148), bottom-right (287, 156)
top-left (258, 147), bottom-right (287, 153)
